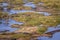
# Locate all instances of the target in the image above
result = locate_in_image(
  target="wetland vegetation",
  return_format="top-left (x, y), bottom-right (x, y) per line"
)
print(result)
top-left (0, 0), bottom-right (60, 40)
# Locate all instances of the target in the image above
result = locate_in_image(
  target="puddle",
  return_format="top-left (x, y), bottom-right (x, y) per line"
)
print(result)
top-left (23, 2), bottom-right (36, 8)
top-left (8, 10), bottom-right (35, 14)
top-left (38, 32), bottom-right (60, 40)
top-left (0, 19), bottom-right (23, 32)
top-left (8, 9), bottom-right (51, 16)
top-left (0, 2), bottom-right (8, 7)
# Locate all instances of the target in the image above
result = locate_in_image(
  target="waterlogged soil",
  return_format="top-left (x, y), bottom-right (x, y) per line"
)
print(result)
top-left (0, 2), bottom-right (60, 40)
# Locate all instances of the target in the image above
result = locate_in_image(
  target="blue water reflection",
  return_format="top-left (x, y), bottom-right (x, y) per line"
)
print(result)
top-left (0, 19), bottom-right (23, 32)
top-left (38, 27), bottom-right (60, 40)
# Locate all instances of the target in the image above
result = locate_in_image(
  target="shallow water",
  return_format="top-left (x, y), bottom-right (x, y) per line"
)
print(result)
top-left (0, 2), bottom-right (8, 7)
top-left (8, 9), bottom-right (51, 16)
top-left (38, 32), bottom-right (60, 40)
top-left (38, 26), bottom-right (60, 40)
top-left (0, 19), bottom-right (23, 32)
top-left (23, 2), bottom-right (36, 8)
top-left (0, 2), bottom-right (60, 40)
top-left (2, 2), bottom-right (50, 16)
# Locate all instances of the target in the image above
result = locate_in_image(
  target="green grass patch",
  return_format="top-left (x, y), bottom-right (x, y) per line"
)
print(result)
top-left (11, 12), bottom-right (60, 27)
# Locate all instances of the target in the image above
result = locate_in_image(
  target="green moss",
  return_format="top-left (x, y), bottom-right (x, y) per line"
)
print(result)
top-left (37, 26), bottom-right (47, 34)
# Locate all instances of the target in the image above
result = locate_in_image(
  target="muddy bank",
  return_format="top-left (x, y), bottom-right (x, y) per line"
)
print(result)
top-left (15, 27), bottom-right (38, 33)
top-left (0, 38), bottom-right (16, 40)
top-left (0, 29), bottom-right (60, 40)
